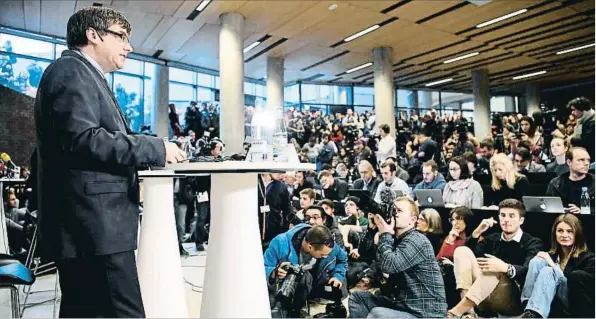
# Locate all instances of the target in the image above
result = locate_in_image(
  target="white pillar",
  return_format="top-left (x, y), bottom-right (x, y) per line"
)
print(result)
top-left (472, 69), bottom-right (491, 140)
top-left (266, 57), bottom-right (284, 112)
top-left (153, 64), bottom-right (169, 138)
top-left (219, 12), bottom-right (245, 154)
top-left (373, 47), bottom-right (395, 135)
top-left (525, 83), bottom-right (541, 115)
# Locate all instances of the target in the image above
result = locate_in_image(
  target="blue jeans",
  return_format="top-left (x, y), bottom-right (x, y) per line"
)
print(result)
top-left (521, 257), bottom-right (568, 318)
top-left (349, 291), bottom-right (417, 318)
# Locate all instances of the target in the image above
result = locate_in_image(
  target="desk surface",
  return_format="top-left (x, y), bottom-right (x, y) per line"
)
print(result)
top-left (138, 161), bottom-right (315, 177)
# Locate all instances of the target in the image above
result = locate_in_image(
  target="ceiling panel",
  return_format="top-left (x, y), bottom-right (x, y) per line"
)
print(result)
top-left (155, 17), bottom-right (206, 52)
top-left (74, 0), bottom-right (114, 12)
top-left (236, 1), bottom-right (319, 34)
top-left (23, 0), bottom-right (40, 32)
top-left (390, 0), bottom-right (463, 22)
top-left (117, 10), bottom-right (163, 48)
top-left (40, 0), bottom-right (75, 37)
top-left (177, 23), bottom-right (220, 66)
top-left (343, 1), bottom-right (399, 12)
top-left (111, 0), bottom-right (184, 16)
top-left (141, 16), bottom-right (177, 49)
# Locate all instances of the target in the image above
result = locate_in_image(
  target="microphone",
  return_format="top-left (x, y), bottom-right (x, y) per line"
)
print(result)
top-left (1, 153), bottom-right (16, 169)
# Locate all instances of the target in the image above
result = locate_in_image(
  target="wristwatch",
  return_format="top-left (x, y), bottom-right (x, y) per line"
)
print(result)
top-left (507, 264), bottom-right (516, 278)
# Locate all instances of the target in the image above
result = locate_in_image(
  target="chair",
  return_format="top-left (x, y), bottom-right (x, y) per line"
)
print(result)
top-left (0, 253), bottom-right (35, 318)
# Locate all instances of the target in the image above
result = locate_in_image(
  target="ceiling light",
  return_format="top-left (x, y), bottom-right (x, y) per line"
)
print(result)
top-left (512, 70), bottom-right (546, 80)
top-left (476, 9), bottom-right (527, 28)
top-left (346, 62), bottom-right (372, 74)
top-left (425, 78), bottom-right (453, 87)
top-left (556, 43), bottom-right (595, 55)
top-left (443, 52), bottom-right (480, 64)
top-left (344, 25), bottom-right (380, 42)
top-left (243, 41), bottom-right (261, 54)
top-left (195, 0), bottom-right (211, 11)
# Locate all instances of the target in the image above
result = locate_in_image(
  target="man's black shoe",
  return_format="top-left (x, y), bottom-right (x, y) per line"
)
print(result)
top-left (521, 310), bottom-right (542, 318)
top-left (196, 244), bottom-right (206, 251)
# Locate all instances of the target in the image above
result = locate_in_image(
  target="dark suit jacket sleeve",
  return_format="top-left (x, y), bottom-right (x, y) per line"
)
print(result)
top-left (47, 62), bottom-right (166, 167)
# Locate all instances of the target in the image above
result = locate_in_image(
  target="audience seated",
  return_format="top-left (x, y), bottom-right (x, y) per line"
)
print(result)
top-left (413, 160), bottom-right (447, 194)
top-left (319, 170), bottom-right (348, 201)
top-left (293, 171), bottom-right (314, 198)
top-left (546, 147), bottom-right (594, 213)
top-left (351, 160), bottom-right (381, 199)
top-left (520, 214), bottom-right (595, 318)
top-left (416, 208), bottom-right (444, 255)
top-left (295, 188), bottom-right (315, 221)
top-left (515, 147), bottom-right (546, 173)
top-left (443, 157), bottom-right (484, 209)
top-left (546, 137), bottom-right (570, 176)
top-left (486, 153), bottom-right (529, 207)
top-left (448, 199), bottom-right (543, 318)
top-left (373, 161), bottom-right (411, 203)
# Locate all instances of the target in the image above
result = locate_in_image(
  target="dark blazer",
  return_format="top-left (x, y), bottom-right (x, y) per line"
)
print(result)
top-left (34, 50), bottom-right (166, 260)
top-left (352, 177), bottom-right (382, 199)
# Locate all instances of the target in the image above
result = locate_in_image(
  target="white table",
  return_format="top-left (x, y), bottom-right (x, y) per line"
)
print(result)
top-left (137, 162), bottom-right (314, 318)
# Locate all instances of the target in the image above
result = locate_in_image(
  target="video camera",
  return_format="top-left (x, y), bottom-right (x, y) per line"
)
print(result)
top-left (276, 264), bottom-right (306, 306)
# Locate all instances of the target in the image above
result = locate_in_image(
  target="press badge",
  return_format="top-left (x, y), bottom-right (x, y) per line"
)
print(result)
top-left (260, 205), bottom-right (271, 213)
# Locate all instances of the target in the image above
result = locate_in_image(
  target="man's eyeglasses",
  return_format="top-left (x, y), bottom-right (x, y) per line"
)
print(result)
top-left (103, 29), bottom-right (130, 44)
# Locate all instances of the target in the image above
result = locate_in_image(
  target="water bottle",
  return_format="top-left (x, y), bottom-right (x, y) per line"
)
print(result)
top-left (272, 107), bottom-right (288, 162)
top-left (580, 187), bottom-right (591, 214)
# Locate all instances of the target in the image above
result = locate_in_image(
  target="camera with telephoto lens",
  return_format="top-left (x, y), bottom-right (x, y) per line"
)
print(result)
top-left (377, 187), bottom-right (397, 224)
top-left (313, 285), bottom-right (347, 318)
top-left (276, 264), bottom-right (305, 306)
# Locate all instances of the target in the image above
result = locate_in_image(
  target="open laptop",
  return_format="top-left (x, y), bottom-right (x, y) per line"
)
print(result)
top-left (523, 196), bottom-right (566, 213)
top-left (415, 189), bottom-right (444, 207)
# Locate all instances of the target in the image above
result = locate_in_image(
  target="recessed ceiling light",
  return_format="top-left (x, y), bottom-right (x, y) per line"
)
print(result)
top-left (425, 78), bottom-right (453, 87)
top-left (328, 4), bottom-right (338, 11)
top-left (443, 52), bottom-right (480, 64)
top-left (346, 62), bottom-right (372, 74)
top-left (243, 41), bottom-right (261, 54)
top-left (195, 0), bottom-right (211, 11)
top-left (556, 43), bottom-right (595, 55)
top-left (476, 9), bottom-right (527, 28)
top-left (344, 25), bottom-right (380, 42)
top-left (512, 70), bottom-right (546, 80)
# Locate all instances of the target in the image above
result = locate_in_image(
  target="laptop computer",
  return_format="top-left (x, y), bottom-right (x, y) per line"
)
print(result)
top-left (523, 196), bottom-right (565, 213)
top-left (415, 189), bottom-right (444, 207)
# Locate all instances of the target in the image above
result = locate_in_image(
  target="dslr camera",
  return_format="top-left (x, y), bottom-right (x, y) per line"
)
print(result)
top-left (276, 264), bottom-right (305, 306)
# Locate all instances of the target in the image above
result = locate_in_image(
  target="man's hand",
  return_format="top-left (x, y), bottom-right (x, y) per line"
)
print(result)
top-left (536, 251), bottom-right (556, 268)
top-left (349, 248), bottom-right (360, 259)
top-left (567, 204), bottom-right (581, 214)
top-left (367, 213), bottom-right (377, 229)
top-left (276, 262), bottom-right (291, 280)
top-left (374, 214), bottom-right (395, 235)
top-left (373, 232), bottom-right (381, 245)
top-left (328, 277), bottom-right (343, 288)
top-left (164, 141), bottom-right (187, 164)
top-left (472, 217), bottom-right (497, 238)
top-left (477, 254), bottom-right (509, 273)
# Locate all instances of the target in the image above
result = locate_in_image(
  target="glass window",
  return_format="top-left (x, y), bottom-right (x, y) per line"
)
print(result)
top-left (490, 96), bottom-right (516, 113)
top-left (353, 86), bottom-right (374, 106)
top-left (0, 52), bottom-right (49, 97)
top-left (197, 72), bottom-right (213, 87)
top-left (169, 67), bottom-right (195, 84)
top-left (113, 74), bottom-right (143, 132)
top-left (284, 84), bottom-right (299, 103)
top-left (120, 58), bottom-right (144, 75)
top-left (418, 90), bottom-right (440, 109)
top-left (55, 44), bottom-right (67, 59)
top-left (197, 87), bottom-right (212, 102)
top-left (256, 83), bottom-right (266, 97)
top-left (441, 91), bottom-right (473, 111)
top-left (0, 33), bottom-right (54, 59)
top-left (244, 81), bottom-right (256, 96)
top-left (301, 84), bottom-right (318, 104)
top-left (143, 63), bottom-right (156, 132)
top-left (396, 89), bottom-right (416, 110)
top-left (354, 105), bottom-right (373, 115)
top-left (214, 76), bottom-right (220, 89)
top-left (169, 82), bottom-right (194, 101)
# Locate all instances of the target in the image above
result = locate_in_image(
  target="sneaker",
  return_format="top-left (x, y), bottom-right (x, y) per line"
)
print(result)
top-left (521, 310), bottom-right (542, 318)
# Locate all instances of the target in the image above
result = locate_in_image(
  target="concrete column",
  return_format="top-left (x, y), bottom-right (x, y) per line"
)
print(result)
top-left (373, 47), bottom-right (395, 135)
top-left (219, 12), bottom-right (245, 154)
top-left (266, 57), bottom-right (284, 111)
top-left (472, 69), bottom-right (491, 140)
top-left (153, 64), bottom-right (169, 138)
top-left (525, 83), bottom-right (541, 115)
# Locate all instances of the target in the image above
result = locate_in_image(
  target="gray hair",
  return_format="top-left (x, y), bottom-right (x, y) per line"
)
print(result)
top-left (66, 6), bottom-right (131, 49)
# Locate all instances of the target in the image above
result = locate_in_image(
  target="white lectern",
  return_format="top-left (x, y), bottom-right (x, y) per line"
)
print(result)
top-left (137, 162), bottom-right (314, 318)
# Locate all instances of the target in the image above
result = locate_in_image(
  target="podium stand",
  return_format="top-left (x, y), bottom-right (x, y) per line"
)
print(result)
top-left (137, 162), bottom-right (314, 318)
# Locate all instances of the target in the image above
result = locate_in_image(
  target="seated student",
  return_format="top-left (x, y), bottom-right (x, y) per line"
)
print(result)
top-left (485, 153), bottom-right (529, 208)
top-left (520, 214), bottom-right (595, 318)
top-left (413, 160), bottom-right (447, 194)
top-left (264, 225), bottom-right (348, 317)
top-left (437, 207), bottom-right (475, 308)
top-left (546, 137), bottom-right (570, 176)
top-left (346, 211), bottom-right (378, 290)
top-left (351, 160), bottom-right (382, 199)
top-left (293, 171), bottom-right (314, 198)
top-left (319, 170), bottom-right (349, 201)
top-left (416, 208), bottom-right (444, 255)
top-left (546, 147), bottom-right (595, 214)
top-left (338, 196), bottom-right (369, 250)
top-left (514, 147), bottom-right (546, 173)
top-left (443, 157), bottom-right (484, 209)
top-left (305, 205), bottom-right (344, 250)
top-left (373, 161), bottom-right (411, 204)
top-left (447, 199), bottom-right (543, 318)
top-left (349, 197), bottom-right (447, 318)
top-left (296, 188), bottom-right (315, 221)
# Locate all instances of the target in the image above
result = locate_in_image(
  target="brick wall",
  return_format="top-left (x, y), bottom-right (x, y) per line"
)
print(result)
top-left (0, 85), bottom-right (36, 166)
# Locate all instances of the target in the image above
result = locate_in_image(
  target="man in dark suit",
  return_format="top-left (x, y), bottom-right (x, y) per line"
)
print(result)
top-left (33, 7), bottom-right (186, 318)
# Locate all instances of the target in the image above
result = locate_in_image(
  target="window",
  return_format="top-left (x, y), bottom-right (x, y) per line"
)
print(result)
top-left (169, 67), bottom-right (195, 84)
top-left (113, 74), bottom-right (143, 132)
top-left (353, 86), bottom-right (374, 106)
top-left (244, 81), bottom-right (256, 96)
top-left (441, 92), bottom-right (473, 111)
top-left (0, 33), bottom-right (54, 59)
top-left (490, 96), bottom-right (516, 113)
top-left (256, 83), bottom-right (266, 97)
top-left (197, 72), bottom-right (213, 87)
top-left (197, 87), bottom-right (212, 102)
top-left (143, 63), bottom-right (156, 131)
top-left (120, 58), bottom-right (144, 75)
top-left (55, 44), bottom-right (67, 59)
top-left (418, 90), bottom-right (440, 109)
top-left (284, 85), bottom-right (299, 103)
top-left (0, 52), bottom-right (50, 97)
top-left (396, 89), bottom-right (416, 110)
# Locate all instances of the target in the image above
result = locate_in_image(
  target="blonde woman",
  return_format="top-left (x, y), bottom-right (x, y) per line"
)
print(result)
top-left (485, 153), bottom-right (529, 209)
top-left (417, 208), bottom-right (444, 255)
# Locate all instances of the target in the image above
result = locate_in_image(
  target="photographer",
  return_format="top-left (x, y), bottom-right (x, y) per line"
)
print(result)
top-left (349, 197), bottom-right (447, 318)
top-left (264, 225), bottom-right (348, 317)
